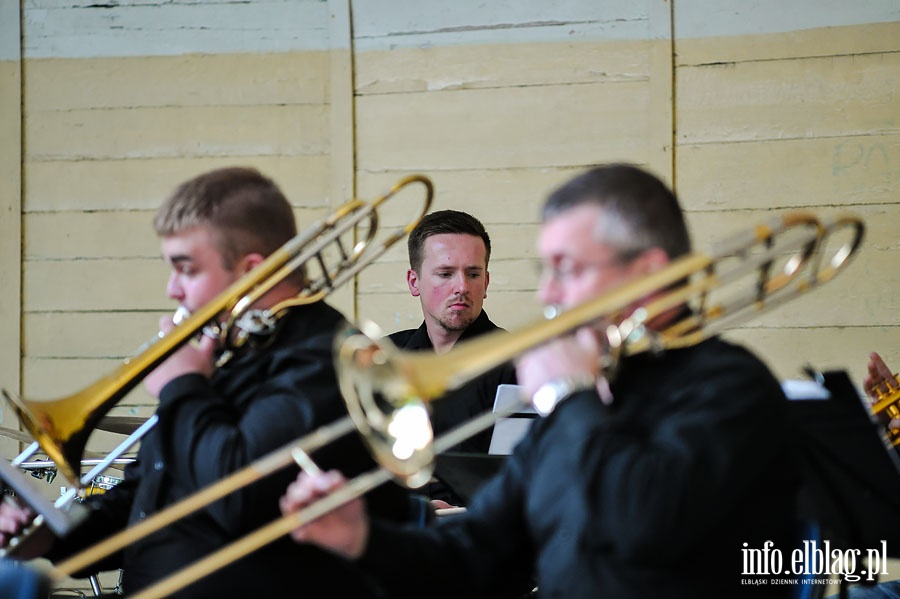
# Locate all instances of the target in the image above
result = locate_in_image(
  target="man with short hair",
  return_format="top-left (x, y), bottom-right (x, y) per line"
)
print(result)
top-left (0, 167), bottom-right (413, 597)
top-left (280, 164), bottom-right (799, 598)
top-left (389, 209), bottom-right (516, 455)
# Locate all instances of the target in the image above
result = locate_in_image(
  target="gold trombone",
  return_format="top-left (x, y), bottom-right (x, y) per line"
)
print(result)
top-left (44, 210), bottom-right (863, 597)
top-left (0, 173), bottom-right (433, 504)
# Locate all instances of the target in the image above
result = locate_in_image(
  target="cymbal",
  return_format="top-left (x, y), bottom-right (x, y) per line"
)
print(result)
top-left (97, 416), bottom-right (149, 435)
top-left (0, 427), bottom-right (33, 444)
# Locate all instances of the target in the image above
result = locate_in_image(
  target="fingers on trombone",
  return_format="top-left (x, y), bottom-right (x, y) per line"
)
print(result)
top-left (870, 352), bottom-right (894, 383)
top-left (889, 418), bottom-right (900, 435)
top-left (865, 352), bottom-right (896, 398)
top-left (0, 497), bottom-right (34, 544)
top-left (1, 496), bottom-right (34, 524)
top-left (195, 333), bottom-right (218, 357)
top-left (279, 470), bottom-right (345, 541)
top-left (283, 470), bottom-right (345, 508)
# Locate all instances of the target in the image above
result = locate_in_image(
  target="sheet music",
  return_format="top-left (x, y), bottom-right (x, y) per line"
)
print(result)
top-left (781, 379), bottom-right (831, 401)
top-left (488, 384), bottom-right (536, 455)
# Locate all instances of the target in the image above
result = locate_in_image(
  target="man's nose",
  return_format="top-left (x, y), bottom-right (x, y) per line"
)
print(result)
top-left (452, 272), bottom-right (470, 293)
top-left (538, 277), bottom-right (559, 307)
top-left (166, 273), bottom-right (183, 300)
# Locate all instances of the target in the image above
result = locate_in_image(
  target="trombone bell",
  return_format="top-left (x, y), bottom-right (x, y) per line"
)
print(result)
top-left (3, 375), bottom-right (131, 488)
top-left (336, 323), bottom-right (435, 489)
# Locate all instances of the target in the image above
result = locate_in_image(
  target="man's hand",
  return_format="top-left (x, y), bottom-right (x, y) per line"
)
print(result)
top-left (0, 498), bottom-right (34, 548)
top-left (516, 327), bottom-right (605, 400)
top-left (279, 470), bottom-right (369, 559)
top-left (0, 498), bottom-right (55, 559)
top-left (864, 352), bottom-right (896, 400)
top-left (144, 315), bottom-right (217, 398)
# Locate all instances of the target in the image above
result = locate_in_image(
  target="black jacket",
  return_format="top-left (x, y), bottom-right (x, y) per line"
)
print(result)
top-left (50, 301), bottom-right (412, 597)
top-left (359, 337), bottom-right (799, 598)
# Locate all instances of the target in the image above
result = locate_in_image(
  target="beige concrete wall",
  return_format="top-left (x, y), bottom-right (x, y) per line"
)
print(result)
top-left (675, 20), bottom-right (900, 380)
top-left (0, 2), bottom-right (22, 460)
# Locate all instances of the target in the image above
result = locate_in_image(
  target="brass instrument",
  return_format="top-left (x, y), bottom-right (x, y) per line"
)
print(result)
top-left (870, 374), bottom-right (900, 446)
top-left (0, 174), bottom-right (434, 495)
top-left (46, 210), bottom-right (864, 598)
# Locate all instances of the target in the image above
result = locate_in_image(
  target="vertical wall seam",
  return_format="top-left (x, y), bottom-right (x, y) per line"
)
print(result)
top-left (348, 0), bottom-right (359, 321)
top-left (648, 0), bottom-right (676, 187)
top-left (666, 0), bottom-right (676, 191)
top-left (328, 0), bottom-right (359, 319)
top-left (15, 0), bottom-right (25, 402)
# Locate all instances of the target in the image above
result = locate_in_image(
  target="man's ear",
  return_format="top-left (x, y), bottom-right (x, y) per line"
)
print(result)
top-left (631, 247), bottom-right (670, 276)
top-left (407, 269), bottom-right (421, 297)
top-left (484, 270), bottom-right (490, 299)
top-left (237, 253), bottom-right (265, 275)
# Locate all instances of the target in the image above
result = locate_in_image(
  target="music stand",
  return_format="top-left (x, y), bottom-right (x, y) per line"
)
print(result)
top-left (488, 384), bottom-right (536, 455)
top-left (432, 385), bottom-right (534, 504)
top-left (789, 370), bottom-right (900, 555)
top-left (433, 452), bottom-right (506, 505)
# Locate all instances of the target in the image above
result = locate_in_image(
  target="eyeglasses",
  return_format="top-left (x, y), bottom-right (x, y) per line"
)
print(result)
top-left (537, 257), bottom-right (625, 283)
